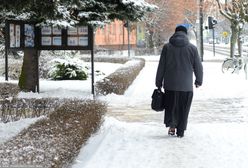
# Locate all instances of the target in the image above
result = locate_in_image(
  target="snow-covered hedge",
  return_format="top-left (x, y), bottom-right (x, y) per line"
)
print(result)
top-left (0, 98), bottom-right (60, 123)
top-left (0, 99), bottom-right (106, 168)
top-left (95, 58), bottom-right (145, 95)
top-left (0, 83), bottom-right (20, 99)
top-left (81, 55), bottom-right (130, 64)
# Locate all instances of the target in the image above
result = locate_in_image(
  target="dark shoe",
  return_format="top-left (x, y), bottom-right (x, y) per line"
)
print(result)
top-left (168, 127), bottom-right (176, 136)
top-left (176, 130), bottom-right (184, 138)
top-left (177, 134), bottom-right (184, 138)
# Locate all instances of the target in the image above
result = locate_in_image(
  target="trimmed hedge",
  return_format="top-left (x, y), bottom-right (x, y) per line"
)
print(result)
top-left (0, 99), bottom-right (106, 168)
top-left (0, 83), bottom-right (20, 99)
top-left (80, 56), bottom-right (130, 64)
top-left (0, 98), bottom-right (60, 123)
top-left (95, 58), bottom-right (145, 95)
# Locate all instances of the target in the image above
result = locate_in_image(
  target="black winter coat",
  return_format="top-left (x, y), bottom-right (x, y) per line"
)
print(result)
top-left (156, 31), bottom-right (203, 91)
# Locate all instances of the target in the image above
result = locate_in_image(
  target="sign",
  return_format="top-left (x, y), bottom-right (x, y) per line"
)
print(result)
top-left (9, 23), bottom-right (21, 48)
top-left (39, 25), bottom-right (93, 50)
top-left (67, 26), bottom-right (89, 47)
top-left (24, 24), bottom-right (35, 47)
top-left (5, 20), bottom-right (95, 95)
top-left (222, 31), bottom-right (228, 37)
top-left (41, 26), bottom-right (62, 46)
top-left (5, 20), bottom-right (93, 51)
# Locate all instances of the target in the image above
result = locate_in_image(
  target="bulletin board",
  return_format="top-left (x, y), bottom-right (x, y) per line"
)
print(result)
top-left (5, 20), bottom-right (93, 51)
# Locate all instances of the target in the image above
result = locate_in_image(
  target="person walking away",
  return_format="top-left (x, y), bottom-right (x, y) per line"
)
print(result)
top-left (155, 25), bottom-right (203, 138)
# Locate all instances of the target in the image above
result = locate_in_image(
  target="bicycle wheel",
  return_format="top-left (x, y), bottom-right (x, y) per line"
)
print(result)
top-left (222, 59), bottom-right (235, 73)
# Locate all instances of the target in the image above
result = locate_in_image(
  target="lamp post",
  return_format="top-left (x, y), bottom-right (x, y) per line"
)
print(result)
top-left (199, 0), bottom-right (204, 61)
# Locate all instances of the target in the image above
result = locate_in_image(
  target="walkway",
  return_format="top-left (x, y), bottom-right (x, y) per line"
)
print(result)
top-left (73, 55), bottom-right (248, 168)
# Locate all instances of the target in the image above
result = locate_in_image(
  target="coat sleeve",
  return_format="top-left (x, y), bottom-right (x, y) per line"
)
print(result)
top-left (193, 47), bottom-right (203, 86)
top-left (155, 45), bottom-right (167, 88)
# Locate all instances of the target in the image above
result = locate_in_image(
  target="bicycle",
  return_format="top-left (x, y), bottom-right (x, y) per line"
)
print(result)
top-left (222, 54), bottom-right (247, 74)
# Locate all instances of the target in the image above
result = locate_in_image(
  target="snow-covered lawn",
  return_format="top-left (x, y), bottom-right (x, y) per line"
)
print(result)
top-left (0, 62), bottom-right (122, 99)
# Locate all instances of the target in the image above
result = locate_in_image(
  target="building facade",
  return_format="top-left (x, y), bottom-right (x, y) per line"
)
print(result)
top-left (95, 20), bottom-right (137, 50)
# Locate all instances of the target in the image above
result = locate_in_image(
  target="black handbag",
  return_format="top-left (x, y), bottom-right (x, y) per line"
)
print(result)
top-left (151, 88), bottom-right (165, 112)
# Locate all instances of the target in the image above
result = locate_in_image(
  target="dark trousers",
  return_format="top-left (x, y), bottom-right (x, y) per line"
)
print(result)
top-left (164, 90), bottom-right (193, 131)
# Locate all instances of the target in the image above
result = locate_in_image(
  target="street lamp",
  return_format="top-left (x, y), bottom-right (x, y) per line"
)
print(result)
top-left (199, 0), bottom-right (204, 61)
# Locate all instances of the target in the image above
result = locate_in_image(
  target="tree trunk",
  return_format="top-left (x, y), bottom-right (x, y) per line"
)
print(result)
top-left (18, 49), bottom-right (39, 92)
top-left (230, 23), bottom-right (238, 58)
top-left (149, 30), bottom-right (154, 48)
top-left (237, 30), bottom-right (242, 57)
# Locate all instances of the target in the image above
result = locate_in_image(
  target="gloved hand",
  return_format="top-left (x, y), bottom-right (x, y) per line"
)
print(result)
top-left (195, 84), bottom-right (200, 88)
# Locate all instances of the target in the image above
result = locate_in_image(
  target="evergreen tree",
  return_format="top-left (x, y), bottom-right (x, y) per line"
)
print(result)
top-left (0, 0), bottom-right (156, 92)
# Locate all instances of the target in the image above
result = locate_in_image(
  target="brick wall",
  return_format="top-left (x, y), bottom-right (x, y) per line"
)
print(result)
top-left (95, 20), bottom-right (137, 49)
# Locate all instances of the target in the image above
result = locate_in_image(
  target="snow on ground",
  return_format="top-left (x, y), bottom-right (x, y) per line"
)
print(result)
top-left (0, 62), bottom-right (121, 145)
top-left (17, 62), bottom-right (122, 99)
top-left (72, 50), bottom-right (248, 168)
top-left (0, 116), bottom-right (45, 144)
top-left (99, 50), bottom-right (248, 108)
top-left (72, 118), bottom-right (248, 168)
top-left (1, 48), bottom-right (248, 168)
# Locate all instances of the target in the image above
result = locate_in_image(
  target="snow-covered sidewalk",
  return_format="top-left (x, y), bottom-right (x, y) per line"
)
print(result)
top-left (72, 118), bottom-right (248, 168)
top-left (72, 50), bottom-right (248, 168)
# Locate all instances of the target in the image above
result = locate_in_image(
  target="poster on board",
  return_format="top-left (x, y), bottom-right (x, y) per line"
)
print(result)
top-left (9, 24), bottom-right (15, 47)
top-left (41, 37), bottom-right (52, 46)
top-left (78, 26), bottom-right (88, 35)
top-left (15, 25), bottom-right (21, 47)
top-left (9, 24), bottom-right (21, 48)
top-left (53, 37), bottom-right (62, 46)
top-left (52, 27), bottom-right (61, 35)
top-left (68, 37), bottom-right (78, 46)
top-left (24, 24), bottom-right (35, 47)
top-left (68, 27), bottom-right (77, 35)
top-left (41, 27), bottom-right (52, 35)
top-left (79, 36), bottom-right (88, 46)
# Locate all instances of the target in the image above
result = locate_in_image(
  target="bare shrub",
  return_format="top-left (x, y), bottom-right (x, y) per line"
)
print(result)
top-left (95, 58), bottom-right (145, 95)
top-left (0, 99), bottom-right (106, 168)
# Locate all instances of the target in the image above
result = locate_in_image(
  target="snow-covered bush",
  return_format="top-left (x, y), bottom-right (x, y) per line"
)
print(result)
top-left (48, 58), bottom-right (88, 80)
top-left (0, 99), bottom-right (106, 168)
top-left (0, 59), bottom-right (22, 80)
top-left (96, 58), bottom-right (145, 95)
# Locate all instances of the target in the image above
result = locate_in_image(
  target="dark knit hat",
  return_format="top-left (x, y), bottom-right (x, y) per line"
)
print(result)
top-left (175, 25), bottom-right (187, 34)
